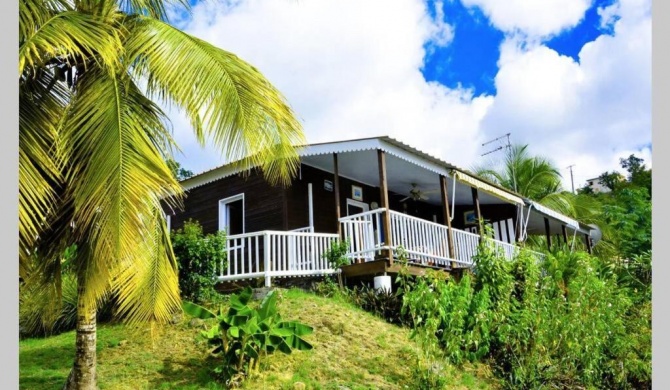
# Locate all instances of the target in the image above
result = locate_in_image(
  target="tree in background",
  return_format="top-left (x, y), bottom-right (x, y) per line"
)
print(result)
top-left (167, 159), bottom-right (194, 181)
top-left (474, 144), bottom-right (614, 255)
top-left (474, 144), bottom-right (562, 201)
top-left (473, 144), bottom-right (604, 239)
top-left (581, 154), bottom-right (651, 261)
top-left (19, 0), bottom-right (305, 388)
top-left (597, 154), bottom-right (652, 196)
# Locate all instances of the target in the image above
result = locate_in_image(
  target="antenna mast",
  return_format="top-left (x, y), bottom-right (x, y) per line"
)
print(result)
top-left (481, 133), bottom-right (516, 192)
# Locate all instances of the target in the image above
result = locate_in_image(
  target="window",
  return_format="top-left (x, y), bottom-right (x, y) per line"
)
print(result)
top-left (346, 198), bottom-right (369, 216)
top-left (219, 194), bottom-right (245, 235)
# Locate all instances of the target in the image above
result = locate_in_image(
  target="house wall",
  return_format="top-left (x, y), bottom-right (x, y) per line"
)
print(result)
top-left (168, 169), bottom-right (285, 235)
top-left (169, 161), bottom-right (517, 240)
top-left (453, 203), bottom-right (518, 243)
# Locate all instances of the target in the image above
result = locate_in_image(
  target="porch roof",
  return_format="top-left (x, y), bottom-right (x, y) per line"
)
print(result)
top-left (179, 135), bottom-right (595, 236)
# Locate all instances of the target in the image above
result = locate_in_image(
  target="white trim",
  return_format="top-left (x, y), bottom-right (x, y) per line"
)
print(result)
top-left (308, 183), bottom-right (314, 229)
top-left (526, 200), bottom-right (580, 229)
top-left (219, 193), bottom-right (245, 234)
top-left (345, 198), bottom-right (369, 215)
top-left (181, 163), bottom-right (240, 191)
top-left (452, 170), bottom-right (524, 205)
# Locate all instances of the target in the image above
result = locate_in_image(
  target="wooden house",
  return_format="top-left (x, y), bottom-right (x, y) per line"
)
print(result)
top-left (168, 136), bottom-right (597, 286)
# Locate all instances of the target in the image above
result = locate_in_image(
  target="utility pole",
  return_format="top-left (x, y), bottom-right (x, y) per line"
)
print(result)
top-left (566, 164), bottom-right (575, 193)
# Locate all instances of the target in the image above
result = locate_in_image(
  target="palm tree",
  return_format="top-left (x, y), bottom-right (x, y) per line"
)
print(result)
top-left (474, 144), bottom-right (562, 201)
top-left (19, 1), bottom-right (305, 388)
top-left (473, 144), bottom-right (612, 254)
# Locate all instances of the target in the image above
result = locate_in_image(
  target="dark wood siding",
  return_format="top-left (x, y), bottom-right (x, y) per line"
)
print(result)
top-left (169, 169), bottom-right (285, 235)
top-left (452, 204), bottom-right (517, 230)
top-left (170, 162), bottom-right (517, 237)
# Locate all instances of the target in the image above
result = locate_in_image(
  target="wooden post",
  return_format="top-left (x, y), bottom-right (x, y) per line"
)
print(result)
top-left (440, 175), bottom-right (457, 268)
top-left (561, 225), bottom-right (568, 244)
top-left (378, 150), bottom-right (393, 263)
top-left (544, 217), bottom-right (552, 250)
top-left (584, 233), bottom-right (592, 254)
top-left (333, 153), bottom-right (341, 237)
top-left (471, 187), bottom-right (483, 239)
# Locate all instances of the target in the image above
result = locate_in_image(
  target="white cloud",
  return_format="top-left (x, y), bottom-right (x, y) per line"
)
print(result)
top-left (477, 0), bottom-right (651, 189)
top-left (171, 0), bottom-right (491, 174)
top-left (461, 0), bottom-right (592, 39)
top-left (170, 0), bottom-right (651, 193)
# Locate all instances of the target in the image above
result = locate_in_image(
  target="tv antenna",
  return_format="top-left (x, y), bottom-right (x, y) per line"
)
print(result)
top-left (481, 132), bottom-right (512, 157)
top-left (480, 132), bottom-right (516, 192)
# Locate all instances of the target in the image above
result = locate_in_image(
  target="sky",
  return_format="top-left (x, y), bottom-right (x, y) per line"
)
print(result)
top-left (166, 0), bottom-right (651, 191)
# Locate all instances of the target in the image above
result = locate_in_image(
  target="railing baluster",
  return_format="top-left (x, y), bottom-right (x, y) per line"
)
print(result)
top-left (255, 235), bottom-right (259, 272)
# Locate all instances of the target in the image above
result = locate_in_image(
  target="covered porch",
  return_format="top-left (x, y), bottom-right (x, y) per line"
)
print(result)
top-left (217, 136), bottom-right (593, 286)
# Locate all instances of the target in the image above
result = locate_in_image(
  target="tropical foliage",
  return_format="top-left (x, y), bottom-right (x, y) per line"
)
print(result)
top-left (167, 159), bottom-right (194, 181)
top-left (475, 144), bottom-right (562, 201)
top-left (19, 0), bottom-right (304, 387)
top-left (580, 154), bottom-right (652, 261)
top-left (396, 240), bottom-right (651, 389)
top-left (171, 219), bottom-right (227, 303)
top-left (183, 287), bottom-right (314, 387)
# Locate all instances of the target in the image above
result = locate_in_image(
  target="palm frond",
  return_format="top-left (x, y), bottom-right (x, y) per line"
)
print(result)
top-left (112, 206), bottom-right (181, 324)
top-left (19, 10), bottom-right (122, 76)
top-left (125, 16), bottom-right (305, 186)
top-left (60, 67), bottom-right (182, 307)
top-left (18, 70), bottom-right (70, 276)
top-left (19, 0), bottom-right (73, 44)
top-left (117, 0), bottom-right (190, 22)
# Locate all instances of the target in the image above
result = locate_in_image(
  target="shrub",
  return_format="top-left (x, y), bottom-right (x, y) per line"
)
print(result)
top-left (183, 287), bottom-right (313, 387)
top-left (398, 238), bottom-right (651, 389)
top-left (348, 284), bottom-right (410, 326)
top-left (171, 219), bottom-right (227, 303)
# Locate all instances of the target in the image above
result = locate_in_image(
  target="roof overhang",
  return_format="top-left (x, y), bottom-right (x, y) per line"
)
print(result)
top-left (179, 136), bottom-right (591, 234)
top-left (451, 171), bottom-right (524, 205)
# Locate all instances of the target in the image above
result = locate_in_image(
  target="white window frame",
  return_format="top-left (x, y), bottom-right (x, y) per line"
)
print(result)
top-left (219, 193), bottom-right (245, 234)
top-left (346, 198), bottom-right (369, 215)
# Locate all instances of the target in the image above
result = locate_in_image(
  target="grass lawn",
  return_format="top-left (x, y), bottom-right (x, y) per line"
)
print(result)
top-left (20, 288), bottom-right (499, 389)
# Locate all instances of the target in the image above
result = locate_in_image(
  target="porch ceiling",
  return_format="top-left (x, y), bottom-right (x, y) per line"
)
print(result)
top-left (301, 150), bottom-right (512, 207)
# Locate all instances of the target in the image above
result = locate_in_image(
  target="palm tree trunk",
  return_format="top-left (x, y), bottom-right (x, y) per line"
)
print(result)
top-left (63, 274), bottom-right (97, 390)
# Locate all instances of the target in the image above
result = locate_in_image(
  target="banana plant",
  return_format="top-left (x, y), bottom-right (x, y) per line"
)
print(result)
top-left (183, 287), bottom-right (313, 382)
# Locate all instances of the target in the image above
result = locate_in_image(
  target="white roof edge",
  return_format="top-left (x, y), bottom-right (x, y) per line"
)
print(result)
top-left (180, 163), bottom-right (241, 191)
top-left (452, 170), bottom-right (524, 205)
top-left (525, 199), bottom-right (583, 230)
top-left (300, 137), bottom-right (452, 176)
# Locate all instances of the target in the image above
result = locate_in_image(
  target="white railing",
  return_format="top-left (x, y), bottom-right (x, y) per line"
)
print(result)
top-left (451, 228), bottom-right (480, 266)
top-left (388, 210), bottom-right (452, 268)
top-left (290, 226), bottom-right (314, 233)
top-left (222, 230), bottom-right (339, 286)
top-left (340, 208), bottom-right (529, 268)
top-left (491, 239), bottom-right (518, 260)
top-left (339, 209), bottom-right (385, 261)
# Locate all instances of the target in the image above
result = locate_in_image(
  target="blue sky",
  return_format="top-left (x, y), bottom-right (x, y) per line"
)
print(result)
top-left (422, 0), bottom-right (618, 97)
top-left (169, 0), bottom-right (651, 189)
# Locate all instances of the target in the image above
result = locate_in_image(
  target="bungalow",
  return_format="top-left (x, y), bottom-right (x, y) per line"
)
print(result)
top-left (168, 136), bottom-right (598, 287)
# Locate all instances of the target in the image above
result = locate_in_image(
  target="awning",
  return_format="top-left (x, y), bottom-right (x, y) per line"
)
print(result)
top-left (451, 170), bottom-right (524, 205)
top-left (525, 199), bottom-right (580, 229)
